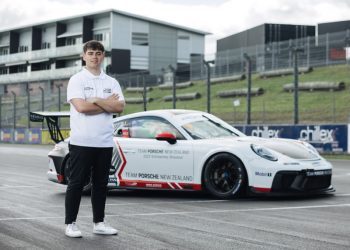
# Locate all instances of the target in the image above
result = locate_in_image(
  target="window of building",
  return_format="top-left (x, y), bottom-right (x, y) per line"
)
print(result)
top-left (18, 65), bottom-right (27, 73)
top-left (0, 48), bottom-right (9, 55)
top-left (132, 32), bottom-right (149, 46)
top-left (19, 46), bottom-right (28, 52)
top-left (31, 62), bottom-right (51, 71)
top-left (93, 33), bottom-right (103, 41)
top-left (41, 42), bottom-right (51, 49)
top-left (0, 67), bottom-right (8, 75)
top-left (66, 37), bottom-right (76, 46)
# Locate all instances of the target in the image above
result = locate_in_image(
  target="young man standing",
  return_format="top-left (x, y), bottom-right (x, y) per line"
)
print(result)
top-left (65, 40), bottom-right (125, 238)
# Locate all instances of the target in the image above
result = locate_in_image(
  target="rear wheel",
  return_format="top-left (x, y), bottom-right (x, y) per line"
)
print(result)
top-left (63, 156), bottom-right (92, 194)
top-left (203, 153), bottom-right (247, 199)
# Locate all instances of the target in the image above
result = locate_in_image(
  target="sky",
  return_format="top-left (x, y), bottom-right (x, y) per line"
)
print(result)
top-left (1, 0), bottom-right (350, 55)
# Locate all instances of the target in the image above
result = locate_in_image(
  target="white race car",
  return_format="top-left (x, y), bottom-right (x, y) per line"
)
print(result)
top-left (30, 110), bottom-right (334, 199)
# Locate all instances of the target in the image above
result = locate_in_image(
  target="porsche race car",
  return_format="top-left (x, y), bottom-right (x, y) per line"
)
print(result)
top-left (30, 109), bottom-right (334, 199)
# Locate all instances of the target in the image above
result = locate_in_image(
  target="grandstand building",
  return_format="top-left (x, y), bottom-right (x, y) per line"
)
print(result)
top-left (0, 9), bottom-right (208, 96)
top-left (214, 23), bottom-right (315, 74)
top-left (318, 20), bottom-right (350, 35)
top-left (217, 23), bottom-right (315, 52)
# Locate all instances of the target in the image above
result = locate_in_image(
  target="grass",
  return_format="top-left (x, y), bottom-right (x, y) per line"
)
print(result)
top-left (122, 64), bottom-right (350, 124)
top-left (9, 63), bottom-right (350, 128)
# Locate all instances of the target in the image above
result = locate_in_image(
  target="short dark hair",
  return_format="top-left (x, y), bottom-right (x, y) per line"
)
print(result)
top-left (83, 40), bottom-right (105, 53)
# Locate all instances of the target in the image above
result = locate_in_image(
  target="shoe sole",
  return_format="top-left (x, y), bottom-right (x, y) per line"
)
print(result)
top-left (65, 233), bottom-right (82, 238)
top-left (93, 230), bottom-right (118, 235)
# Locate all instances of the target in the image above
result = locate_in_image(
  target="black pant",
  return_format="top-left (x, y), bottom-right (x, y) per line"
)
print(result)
top-left (65, 144), bottom-right (112, 224)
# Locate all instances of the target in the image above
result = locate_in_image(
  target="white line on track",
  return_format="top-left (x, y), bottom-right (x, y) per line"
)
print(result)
top-left (0, 199), bottom-right (229, 209)
top-left (0, 203), bottom-right (349, 222)
top-left (0, 185), bottom-right (43, 189)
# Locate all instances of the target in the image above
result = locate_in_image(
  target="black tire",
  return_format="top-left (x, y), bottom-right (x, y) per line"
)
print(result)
top-left (203, 153), bottom-right (247, 199)
top-left (63, 156), bottom-right (92, 194)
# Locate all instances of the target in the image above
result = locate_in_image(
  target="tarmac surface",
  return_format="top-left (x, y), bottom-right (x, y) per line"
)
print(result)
top-left (0, 144), bottom-right (349, 250)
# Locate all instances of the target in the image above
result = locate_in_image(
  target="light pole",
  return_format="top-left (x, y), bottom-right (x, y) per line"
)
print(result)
top-left (0, 94), bottom-right (2, 129)
top-left (203, 60), bottom-right (215, 114)
top-left (56, 84), bottom-right (63, 111)
top-left (11, 91), bottom-right (16, 129)
top-left (142, 76), bottom-right (147, 111)
top-left (26, 84), bottom-right (33, 128)
top-left (291, 46), bottom-right (304, 125)
top-left (243, 53), bottom-right (252, 124)
top-left (345, 37), bottom-right (350, 64)
top-left (38, 86), bottom-right (45, 128)
top-left (168, 65), bottom-right (176, 109)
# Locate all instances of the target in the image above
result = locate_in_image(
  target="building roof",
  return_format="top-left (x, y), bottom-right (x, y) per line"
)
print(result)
top-left (0, 9), bottom-right (210, 36)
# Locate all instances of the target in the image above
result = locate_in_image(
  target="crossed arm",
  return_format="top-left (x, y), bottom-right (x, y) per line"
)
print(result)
top-left (71, 94), bottom-right (125, 115)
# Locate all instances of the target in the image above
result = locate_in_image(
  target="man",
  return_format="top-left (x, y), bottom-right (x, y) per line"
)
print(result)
top-left (65, 40), bottom-right (125, 238)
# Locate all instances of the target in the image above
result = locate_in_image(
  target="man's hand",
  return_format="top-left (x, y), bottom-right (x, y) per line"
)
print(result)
top-left (93, 94), bottom-right (125, 114)
top-left (107, 93), bottom-right (120, 101)
top-left (71, 98), bottom-right (105, 115)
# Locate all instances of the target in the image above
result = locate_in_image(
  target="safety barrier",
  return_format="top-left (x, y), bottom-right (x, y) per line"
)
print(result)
top-left (125, 97), bottom-right (154, 104)
top-left (283, 81), bottom-right (345, 92)
top-left (259, 66), bottom-right (313, 78)
top-left (211, 74), bottom-right (246, 84)
top-left (125, 87), bottom-right (153, 93)
top-left (217, 87), bottom-right (264, 98)
top-left (1, 124), bottom-right (349, 154)
top-left (234, 124), bottom-right (349, 153)
top-left (0, 128), bottom-right (70, 144)
top-left (163, 92), bottom-right (201, 102)
top-left (159, 81), bottom-right (193, 90)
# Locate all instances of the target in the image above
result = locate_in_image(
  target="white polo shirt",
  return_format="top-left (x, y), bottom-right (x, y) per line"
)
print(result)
top-left (67, 67), bottom-right (124, 147)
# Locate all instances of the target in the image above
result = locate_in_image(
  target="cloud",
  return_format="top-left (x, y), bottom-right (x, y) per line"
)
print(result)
top-left (0, 0), bottom-right (350, 55)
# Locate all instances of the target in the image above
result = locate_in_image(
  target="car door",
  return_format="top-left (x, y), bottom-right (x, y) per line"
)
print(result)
top-left (113, 116), bottom-right (194, 190)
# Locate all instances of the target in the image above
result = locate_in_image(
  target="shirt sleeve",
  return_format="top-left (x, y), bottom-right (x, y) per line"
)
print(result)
top-left (112, 79), bottom-right (125, 101)
top-left (67, 75), bottom-right (85, 103)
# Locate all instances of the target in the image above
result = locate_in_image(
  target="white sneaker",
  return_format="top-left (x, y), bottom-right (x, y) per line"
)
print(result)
top-left (65, 222), bottom-right (82, 238)
top-left (93, 222), bottom-right (118, 235)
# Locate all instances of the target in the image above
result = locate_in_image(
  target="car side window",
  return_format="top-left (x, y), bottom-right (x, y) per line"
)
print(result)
top-left (129, 117), bottom-right (185, 140)
top-left (113, 120), bottom-right (130, 137)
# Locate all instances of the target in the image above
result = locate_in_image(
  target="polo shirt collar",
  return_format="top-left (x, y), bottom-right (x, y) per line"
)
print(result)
top-left (82, 67), bottom-right (106, 79)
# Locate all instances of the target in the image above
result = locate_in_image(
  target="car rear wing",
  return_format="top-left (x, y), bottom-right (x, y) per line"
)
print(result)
top-left (30, 111), bottom-right (70, 143)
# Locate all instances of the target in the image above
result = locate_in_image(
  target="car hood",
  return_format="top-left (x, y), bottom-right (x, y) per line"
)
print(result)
top-left (208, 136), bottom-right (320, 160)
top-left (214, 136), bottom-right (319, 160)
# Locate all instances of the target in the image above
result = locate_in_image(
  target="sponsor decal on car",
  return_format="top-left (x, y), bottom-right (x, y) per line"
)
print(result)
top-left (138, 148), bottom-right (190, 160)
top-left (306, 169), bottom-right (332, 177)
top-left (255, 171), bottom-right (272, 177)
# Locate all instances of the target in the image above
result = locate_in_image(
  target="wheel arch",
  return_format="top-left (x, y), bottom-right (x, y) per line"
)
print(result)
top-left (201, 152), bottom-right (249, 193)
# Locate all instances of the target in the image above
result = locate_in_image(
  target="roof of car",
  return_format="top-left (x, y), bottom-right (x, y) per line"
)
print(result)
top-left (116, 109), bottom-right (202, 120)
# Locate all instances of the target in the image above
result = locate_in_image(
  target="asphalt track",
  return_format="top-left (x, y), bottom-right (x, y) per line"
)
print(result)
top-left (0, 144), bottom-right (349, 250)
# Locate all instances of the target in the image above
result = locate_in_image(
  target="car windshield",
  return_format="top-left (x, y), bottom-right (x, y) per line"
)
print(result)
top-left (182, 116), bottom-right (241, 139)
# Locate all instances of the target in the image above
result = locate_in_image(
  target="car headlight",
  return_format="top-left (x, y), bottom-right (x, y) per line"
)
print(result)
top-left (251, 144), bottom-right (278, 161)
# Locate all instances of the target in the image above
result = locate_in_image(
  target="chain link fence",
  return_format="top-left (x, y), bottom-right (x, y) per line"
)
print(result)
top-left (0, 30), bottom-right (350, 129)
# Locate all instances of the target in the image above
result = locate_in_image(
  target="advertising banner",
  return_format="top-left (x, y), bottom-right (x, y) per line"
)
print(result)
top-left (235, 124), bottom-right (348, 153)
top-left (28, 128), bottom-right (41, 144)
top-left (14, 128), bottom-right (26, 143)
top-left (0, 129), bottom-right (13, 143)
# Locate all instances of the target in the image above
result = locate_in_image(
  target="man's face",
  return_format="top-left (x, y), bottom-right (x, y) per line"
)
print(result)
top-left (83, 49), bottom-right (105, 69)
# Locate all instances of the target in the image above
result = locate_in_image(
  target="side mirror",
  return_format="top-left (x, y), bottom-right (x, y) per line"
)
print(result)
top-left (156, 132), bottom-right (177, 144)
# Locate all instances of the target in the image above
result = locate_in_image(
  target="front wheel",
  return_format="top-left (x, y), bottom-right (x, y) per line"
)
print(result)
top-left (63, 156), bottom-right (92, 194)
top-left (203, 153), bottom-right (247, 199)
